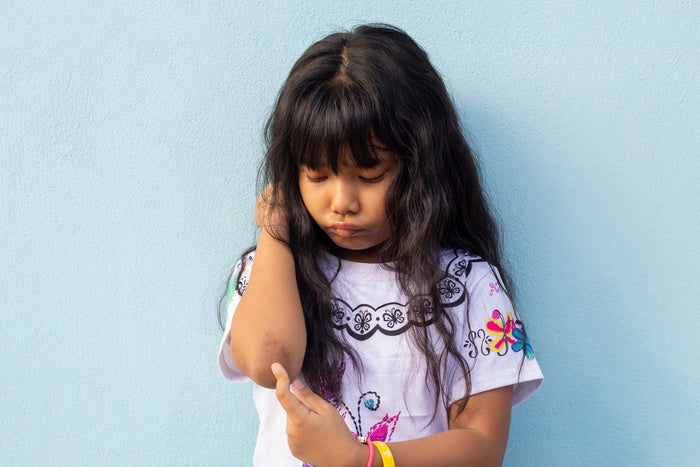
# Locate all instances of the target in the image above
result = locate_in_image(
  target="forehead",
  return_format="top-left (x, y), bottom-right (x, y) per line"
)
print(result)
top-left (298, 136), bottom-right (392, 171)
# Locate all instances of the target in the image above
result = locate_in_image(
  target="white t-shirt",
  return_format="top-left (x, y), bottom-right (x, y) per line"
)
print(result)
top-left (218, 249), bottom-right (543, 466)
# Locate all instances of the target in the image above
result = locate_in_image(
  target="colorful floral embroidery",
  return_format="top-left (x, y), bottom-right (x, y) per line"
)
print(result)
top-left (486, 310), bottom-right (516, 354)
top-left (342, 391), bottom-right (400, 444)
top-left (304, 405), bottom-right (400, 466)
top-left (226, 277), bottom-right (237, 305)
top-left (365, 411), bottom-right (401, 442)
top-left (488, 281), bottom-right (501, 296)
top-left (511, 326), bottom-right (534, 360)
top-left (471, 309), bottom-right (534, 359)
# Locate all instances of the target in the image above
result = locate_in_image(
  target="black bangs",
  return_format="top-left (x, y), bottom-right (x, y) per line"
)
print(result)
top-left (289, 81), bottom-right (385, 171)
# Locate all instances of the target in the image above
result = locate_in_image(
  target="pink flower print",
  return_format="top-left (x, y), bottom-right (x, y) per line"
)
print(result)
top-left (486, 310), bottom-right (515, 354)
top-left (346, 392), bottom-right (400, 444)
top-left (366, 412), bottom-right (401, 442)
top-left (489, 282), bottom-right (501, 296)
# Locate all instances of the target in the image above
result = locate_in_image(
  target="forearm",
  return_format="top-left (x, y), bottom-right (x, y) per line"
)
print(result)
top-left (345, 387), bottom-right (513, 467)
top-left (272, 352), bottom-right (512, 467)
top-left (230, 230), bottom-right (307, 388)
top-left (368, 427), bottom-right (506, 467)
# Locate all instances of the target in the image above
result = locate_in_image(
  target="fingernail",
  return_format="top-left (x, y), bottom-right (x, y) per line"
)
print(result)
top-left (292, 379), bottom-right (305, 390)
top-left (271, 363), bottom-right (281, 374)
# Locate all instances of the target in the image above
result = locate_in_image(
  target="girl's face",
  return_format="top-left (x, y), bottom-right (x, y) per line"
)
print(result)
top-left (298, 146), bottom-right (396, 263)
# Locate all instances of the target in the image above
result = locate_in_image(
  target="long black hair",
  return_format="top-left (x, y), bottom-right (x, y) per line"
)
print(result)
top-left (220, 24), bottom-right (513, 416)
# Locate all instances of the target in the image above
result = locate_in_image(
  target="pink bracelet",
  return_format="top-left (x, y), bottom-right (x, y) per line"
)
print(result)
top-left (358, 436), bottom-right (374, 467)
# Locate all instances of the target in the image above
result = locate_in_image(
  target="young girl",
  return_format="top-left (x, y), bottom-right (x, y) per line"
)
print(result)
top-left (218, 24), bottom-right (543, 466)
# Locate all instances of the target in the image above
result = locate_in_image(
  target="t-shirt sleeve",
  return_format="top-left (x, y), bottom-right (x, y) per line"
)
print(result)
top-left (217, 251), bottom-right (256, 382)
top-left (448, 262), bottom-right (543, 407)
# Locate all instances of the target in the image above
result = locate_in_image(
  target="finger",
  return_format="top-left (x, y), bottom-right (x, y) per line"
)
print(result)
top-left (291, 379), bottom-right (330, 413)
top-left (271, 363), bottom-right (309, 416)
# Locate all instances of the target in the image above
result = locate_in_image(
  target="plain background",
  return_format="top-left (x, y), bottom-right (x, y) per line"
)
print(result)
top-left (1, 1), bottom-right (698, 465)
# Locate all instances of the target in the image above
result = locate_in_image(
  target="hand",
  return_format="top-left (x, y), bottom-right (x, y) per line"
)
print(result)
top-left (255, 184), bottom-right (289, 241)
top-left (271, 363), bottom-right (365, 467)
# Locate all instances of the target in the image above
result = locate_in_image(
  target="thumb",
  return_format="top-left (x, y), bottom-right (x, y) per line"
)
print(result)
top-left (291, 379), bottom-right (329, 413)
top-left (271, 363), bottom-right (306, 416)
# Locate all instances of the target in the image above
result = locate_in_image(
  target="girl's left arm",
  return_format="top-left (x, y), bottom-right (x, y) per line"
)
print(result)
top-left (271, 363), bottom-right (513, 467)
top-left (382, 386), bottom-right (512, 466)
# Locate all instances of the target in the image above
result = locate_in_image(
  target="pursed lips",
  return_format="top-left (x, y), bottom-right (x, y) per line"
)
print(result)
top-left (329, 223), bottom-right (364, 237)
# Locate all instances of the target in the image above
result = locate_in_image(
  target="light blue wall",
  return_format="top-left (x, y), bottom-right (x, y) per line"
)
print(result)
top-left (2, 1), bottom-right (698, 465)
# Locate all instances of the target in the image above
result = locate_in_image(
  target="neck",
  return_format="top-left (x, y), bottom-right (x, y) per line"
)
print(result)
top-left (330, 243), bottom-right (387, 263)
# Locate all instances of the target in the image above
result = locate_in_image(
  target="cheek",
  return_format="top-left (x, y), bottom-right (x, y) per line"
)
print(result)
top-left (378, 195), bottom-right (392, 237)
top-left (373, 192), bottom-right (390, 222)
top-left (298, 189), bottom-right (322, 222)
top-left (297, 182), bottom-right (311, 209)
top-left (381, 218), bottom-right (392, 239)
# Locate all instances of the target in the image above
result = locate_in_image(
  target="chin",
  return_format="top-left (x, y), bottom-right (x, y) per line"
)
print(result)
top-left (331, 242), bottom-right (384, 262)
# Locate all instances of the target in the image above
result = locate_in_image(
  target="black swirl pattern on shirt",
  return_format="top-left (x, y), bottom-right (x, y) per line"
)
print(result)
top-left (332, 250), bottom-right (485, 340)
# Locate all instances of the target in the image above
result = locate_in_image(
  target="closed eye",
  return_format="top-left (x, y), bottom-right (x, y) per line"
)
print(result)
top-left (306, 175), bottom-right (328, 183)
top-left (359, 172), bottom-right (387, 183)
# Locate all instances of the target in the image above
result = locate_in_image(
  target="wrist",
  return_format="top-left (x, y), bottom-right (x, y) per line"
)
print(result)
top-left (339, 439), bottom-right (370, 467)
top-left (258, 228), bottom-right (290, 249)
top-left (260, 224), bottom-right (289, 243)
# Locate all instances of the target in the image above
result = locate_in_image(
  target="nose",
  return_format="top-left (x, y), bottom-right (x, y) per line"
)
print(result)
top-left (330, 178), bottom-right (360, 215)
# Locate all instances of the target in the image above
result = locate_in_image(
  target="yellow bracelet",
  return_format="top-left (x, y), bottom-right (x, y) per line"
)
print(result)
top-left (371, 441), bottom-right (395, 467)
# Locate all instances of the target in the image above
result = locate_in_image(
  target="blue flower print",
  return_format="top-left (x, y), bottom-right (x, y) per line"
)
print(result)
top-left (511, 326), bottom-right (534, 360)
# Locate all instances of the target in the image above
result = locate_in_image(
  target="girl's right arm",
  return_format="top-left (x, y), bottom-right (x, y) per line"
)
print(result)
top-left (229, 190), bottom-right (307, 388)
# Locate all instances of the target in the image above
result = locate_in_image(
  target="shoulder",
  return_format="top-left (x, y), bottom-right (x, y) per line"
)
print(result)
top-left (439, 249), bottom-right (514, 334)
top-left (440, 248), bottom-right (501, 295)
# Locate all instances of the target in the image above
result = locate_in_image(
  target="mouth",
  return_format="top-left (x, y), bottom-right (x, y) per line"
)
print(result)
top-left (329, 223), bottom-right (365, 238)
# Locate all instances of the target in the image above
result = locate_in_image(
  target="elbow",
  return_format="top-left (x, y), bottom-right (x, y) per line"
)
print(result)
top-left (247, 366), bottom-right (293, 389)
top-left (230, 335), bottom-right (305, 388)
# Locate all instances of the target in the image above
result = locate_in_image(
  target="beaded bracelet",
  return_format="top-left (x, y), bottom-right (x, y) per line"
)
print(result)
top-left (371, 441), bottom-right (395, 467)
